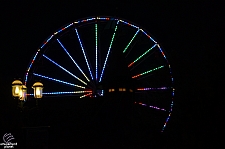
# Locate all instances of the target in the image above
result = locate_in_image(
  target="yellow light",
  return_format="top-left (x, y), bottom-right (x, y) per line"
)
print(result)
top-left (15, 87), bottom-right (19, 94)
top-left (12, 80), bottom-right (23, 98)
top-left (36, 88), bottom-right (41, 96)
top-left (32, 82), bottom-right (43, 98)
top-left (19, 89), bottom-right (22, 98)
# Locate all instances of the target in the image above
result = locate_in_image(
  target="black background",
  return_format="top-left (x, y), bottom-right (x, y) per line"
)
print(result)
top-left (0, 1), bottom-right (222, 148)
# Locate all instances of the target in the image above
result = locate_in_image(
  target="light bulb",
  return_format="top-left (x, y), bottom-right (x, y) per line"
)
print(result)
top-left (15, 87), bottom-right (19, 94)
top-left (36, 88), bottom-right (41, 96)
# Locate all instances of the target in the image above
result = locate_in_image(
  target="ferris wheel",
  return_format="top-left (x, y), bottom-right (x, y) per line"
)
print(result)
top-left (24, 16), bottom-right (175, 133)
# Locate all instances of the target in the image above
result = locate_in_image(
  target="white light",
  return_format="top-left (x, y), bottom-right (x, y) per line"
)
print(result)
top-left (19, 89), bottom-right (22, 98)
top-left (32, 82), bottom-right (43, 98)
top-left (36, 88), bottom-right (41, 96)
top-left (12, 80), bottom-right (23, 98)
top-left (15, 87), bottom-right (19, 94)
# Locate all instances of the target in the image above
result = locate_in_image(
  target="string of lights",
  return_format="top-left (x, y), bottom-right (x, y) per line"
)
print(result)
top-left (43, 54), bottom-right (87, 85)
top-left (57, 39), bottom-right (90, 82)
top-left (99, 20), bottom-right (120, 82)
top-left (123, 29), bottom-right (140, 53)
top-left (24, 50), bottom-right (39, 85)
top-left (128, 44), bottom-right (157, 67)
top-left (137, 87), bottom-right (170, 90)
top-left (95, 24), bottom-right (98, 81)
top-left (27, 90), bottom-right (92, 96)
top-left (75, 28), bottom-right (94, 80)
top-left (80, 92), bottom-right (92, 98)
top-left (132, 65), bottom-right (164, 79)
top-left (134, 102), bottom-right (167, 111)
top-left (33, 73), bottom-right (85, 89)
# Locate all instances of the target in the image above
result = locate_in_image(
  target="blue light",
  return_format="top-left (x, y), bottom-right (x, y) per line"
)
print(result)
top-left (57, 39), bottom-right (90, 82)
top-left (141, 30), bottom-right (157, 43)
top-left (119, 20), bottom-right (138, 29)
top-left (95, 24), bottom-right (98, 80)
top-left (157, 44), bottom-right (167, 59)
top-left (75, 28), bottom-right (94, 80)
top-left (33, 73), bottom-right (85, 89)
top-left (40, 44), bottom-right (45, 49)
top-left (25, 51), bottom-right (39, 84)
top-left (43, 54), bottom-right (87, 85)
top-left (46, 35), bottom-right (54, 43)
top-left (43, 91), bottom-right (91, 95)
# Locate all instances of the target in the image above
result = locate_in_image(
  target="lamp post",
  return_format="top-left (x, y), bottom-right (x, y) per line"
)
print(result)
top-left (12, 80), bottom-right (43, 109)
top-left (32, 82), bottom-right (44, 107)
top-left (12, 80), bottom-right (23, 98)
top-left (32, 82), bottom-right (44, 99)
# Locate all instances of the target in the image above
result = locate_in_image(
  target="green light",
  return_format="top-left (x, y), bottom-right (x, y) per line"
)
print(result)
top-left (99, 21), bottom-right (119, 82)
top-left (141, 65), bottom-right (164, 75)
top-left (132, 65), bottom-right (164, 78)
top-left (133, 44), bottom-right (157, 63)
top-left (123, 29), bottom-right (140, 53)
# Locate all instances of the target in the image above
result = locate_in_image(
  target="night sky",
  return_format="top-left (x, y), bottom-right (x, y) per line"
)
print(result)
top-left (0, 1), bottom-right (222, 148)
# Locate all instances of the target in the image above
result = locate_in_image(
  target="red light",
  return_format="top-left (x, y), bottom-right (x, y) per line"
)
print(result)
top-left (132, 74), bottom-right (140, 78)
top-left (128, 62), bottom-right (134, 67)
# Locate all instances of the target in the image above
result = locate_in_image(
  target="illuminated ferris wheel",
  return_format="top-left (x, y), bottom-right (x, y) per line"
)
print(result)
top-left (24, 16), bottom-right (175, 132)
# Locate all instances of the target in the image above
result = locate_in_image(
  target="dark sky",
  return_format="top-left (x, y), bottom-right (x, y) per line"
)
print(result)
top-left (0, 1), bottom-right (222, 147)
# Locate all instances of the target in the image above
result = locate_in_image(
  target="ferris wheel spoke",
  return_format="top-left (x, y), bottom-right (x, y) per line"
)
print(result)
top-left (136, 87), bottom-right (171, 91)
top-left (43, 54), bottom-right (87, 85)
top-left (80, 92), bottom-right (92, 98)
top-left (44, 91), bottom-right (92, 95)
top-left (75, 28), bottom-right (94, 80)
top-left (123, 28), bottom-right (140, 53)
top-left (128, 44), bottom-right (157, 68)
top-left (132, 65), bottom-right (164, 79)
top-left (27, 90), bottom-right (92, 96)
top-left (134, 102), bottom-right (167, 112)
top-left (95, 24), bottom-right (98, 81)
top-left (33, 73), bottom-right (85, 89)
top-left (57, 39), bottom-right (90, 82)
top-left (99, 20), bottom-right (120, 82)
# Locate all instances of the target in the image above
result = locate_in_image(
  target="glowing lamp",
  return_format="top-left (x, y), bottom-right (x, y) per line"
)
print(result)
top-left (32, 82), bottom-right (43, 98)
top-left (19, 85), bottom-right (27, 101)
top-left (12, 80), bottom-right (23, 98)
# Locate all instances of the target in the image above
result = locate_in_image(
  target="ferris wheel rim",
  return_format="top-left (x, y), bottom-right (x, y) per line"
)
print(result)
top-left (23, 16), bottom-right (175, 133)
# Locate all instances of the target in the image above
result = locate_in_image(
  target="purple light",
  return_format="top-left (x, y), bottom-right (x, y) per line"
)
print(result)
top-left (135, 102), bottom-right (166, 111)
top-left (137, 87), bottom-right (170, 91)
